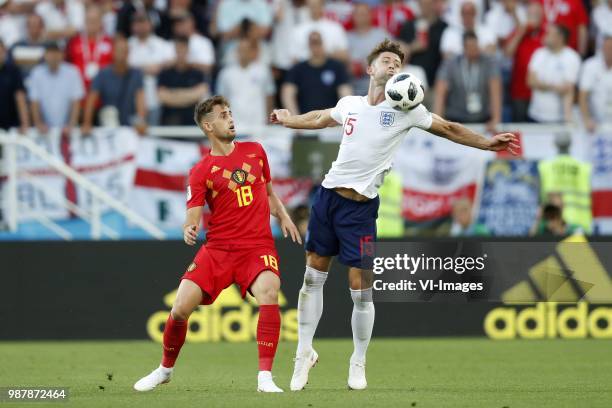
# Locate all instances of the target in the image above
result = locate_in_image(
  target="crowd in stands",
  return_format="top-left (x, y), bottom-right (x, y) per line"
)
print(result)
top-left (1, 0), bottom-right (611, 134)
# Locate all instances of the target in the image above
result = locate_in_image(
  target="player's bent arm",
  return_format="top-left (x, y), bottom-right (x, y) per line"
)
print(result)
top-left (266, 183), bottom-right (302, 244)
top-left (273, 108), bottom-right (339, 129)
top-left (428, 113), bottom-right (491, 150)
top-left (183, 206), bottom-right (204, 245)
top-left (266, 183), bottom-right (290, 220)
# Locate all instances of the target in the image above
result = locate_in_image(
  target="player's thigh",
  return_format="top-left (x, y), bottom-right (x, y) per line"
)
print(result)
top-left (306, 251), bottom-right (332, 272)
top-left (250, 270), bottom-right (281, 305)
top-left (348, 267), bottom-right (374, 290)
top-left (305, 188), bottom-right (340, 259)
top-left (172, 279), bottom-right (204, 320)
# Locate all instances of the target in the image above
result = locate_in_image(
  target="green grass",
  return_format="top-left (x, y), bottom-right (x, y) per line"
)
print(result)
top-left (0, 339), bottom-right (611, 408)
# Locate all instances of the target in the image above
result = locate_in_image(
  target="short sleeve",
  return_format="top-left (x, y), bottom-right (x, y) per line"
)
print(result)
top-left (264, 67), bottom-right (276, 95)
top-left (436, 59), bottom-right (450, 81)
top-left (579, 60), bottom-right (595, 91)
top-left (91, 70), bottom-right (103, 92)
top-left (216, 68), bottom-right (228, 95)
top-left (13, 66), bottom-right (25, 92)
top-left (410, 104), bottom-right (433, 130)
top-left (186, 164), bottom-right (208, 208)
top-left (330, 96), bottom-right (349, 125)
top-left (565, 52), bottom-right (581, 84)
top-left (486, 56), bottom-right (501, 79)
top-left (133, 69), bottom-right (145, 90)
top-left (527, 49), bottom-right (543, 73)
top-left (157, 69), bottom-right (170, 88)
top-left (69, 66), bottom-right (85, 100)
top-left (334, 61), bottom-right (349, 86)
top-left (284, 64), bottom-right (299, 85)
top-left (28, 69), bottom-right (41, 101)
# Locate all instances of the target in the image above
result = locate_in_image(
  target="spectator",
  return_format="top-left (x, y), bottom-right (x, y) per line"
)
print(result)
top-left (82, 37), bottom-right (147, 135)
top-left (538, 132), bottom-right (592, 233)
top-left (325, 0), bottom-right (353, 29)
top-left (29, 42), bottom-right (84, 133)
top-left (290, 0), bottom-right (349, 63)
top-left (434, 31), bottom-right (501, 131)
top-left (8, 13), bottom-right (47, 78)
top-left (527, 24), bottom-right (580, 124)
top-left (65, 5), bottom-right (113, 90)
top-left (484, 0), bottom-right (526, 45)
top-left (398, 0), bottom-right (447, 87)
top-left (173, 12), bottom-right (215, 74)
top-left (401, 46), bottom-right (429, 92)
top-left (214, 0), bottom-right (272, 62)
top-left (579, 36), bottom-right (612, 133)
top-left (440, 0), bottom-right (496, 58)
top-left (222, 18), bottom-right (272, 66)
top-left (217, 38), bottom-right (275, 128)
top-left (99, 0), bottom-right (117, 37)
top-left (542, 0), bottom-right (588, 56)
top-left (282, 31), bottom-right (351, 114)
top-left (593, 0), bottom-right (612, 52)
top-left (35, 0), bottom-right (85, 42)
top-left (0, 1), bottom-right (27, 49)
top-left (348, 3), bottom-right (387, 95)
top-left (531, 203), bottom-right (581, 236)
top-left (128, 11), bottom-right (175, 125)
top-left (449, 198), bottom-right (489, 236)
top-left (116, 0), bottom-right (171, 39)
top-left (0, 40), bottom-right (29, 133)
top-left (504, 0), bottom-right (544, 122)
top-left (372, 0), bottom-right (414, 38)
top-left (157, 37), bottom-right (209, 126)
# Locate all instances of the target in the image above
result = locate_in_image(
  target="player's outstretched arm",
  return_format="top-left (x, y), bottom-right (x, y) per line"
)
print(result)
top-left (183, 206), bottom-right (204, 246)
top-left (266, 183), bottom-right (302, 244)
top-left (269, 108), bottom-right (339, 130)
top-left (428, 113), bottom-right (519, 155)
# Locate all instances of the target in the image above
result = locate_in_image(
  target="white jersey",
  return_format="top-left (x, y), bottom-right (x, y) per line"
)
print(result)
top-left (323, 95), bottom-right (433, 198)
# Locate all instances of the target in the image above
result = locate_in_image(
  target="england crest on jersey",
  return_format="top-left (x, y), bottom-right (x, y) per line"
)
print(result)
top-left (380, 111), bottom-right (395, 127)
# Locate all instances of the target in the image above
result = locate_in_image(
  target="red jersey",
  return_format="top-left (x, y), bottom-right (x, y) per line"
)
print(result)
top-left (540, 0), bottom-right (588, 51)
top-left (510, 26), bottom-right (545, 100)
top-left (66, 35), bottom-right (113, 90)
top-left (186, 141), bottom-right (273, 247)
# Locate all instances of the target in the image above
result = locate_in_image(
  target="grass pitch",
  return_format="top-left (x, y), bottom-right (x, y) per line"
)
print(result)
top-left (0, 338), bottom-right (610, 408)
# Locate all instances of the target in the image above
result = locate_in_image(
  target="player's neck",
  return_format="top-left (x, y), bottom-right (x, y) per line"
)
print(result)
top-left (366, 82), bottom-right (386, 106)
top-left (209, 139), bottom-right (235, 156)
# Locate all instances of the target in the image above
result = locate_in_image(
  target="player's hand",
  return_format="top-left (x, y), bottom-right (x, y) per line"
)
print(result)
top-left (487, 133), bottom-right (520, 155)
top-left (270, 109), bottom-right (290, 125)
top-left (280, 215), bottom-right (302, 244)
top-left (183, 224), bottom-right (199, 246)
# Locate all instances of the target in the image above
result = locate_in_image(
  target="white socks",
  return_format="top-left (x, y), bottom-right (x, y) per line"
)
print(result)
top-left (296, 266), bottom-right (328, 354)
top-left (350, 287), bottom-right (375, 364)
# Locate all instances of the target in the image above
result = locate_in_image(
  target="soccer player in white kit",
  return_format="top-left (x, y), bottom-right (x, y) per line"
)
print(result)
top-left (270, 39), bottom-right (518, 391)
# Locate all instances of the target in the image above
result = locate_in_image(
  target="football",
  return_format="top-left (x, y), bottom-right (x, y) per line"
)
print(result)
top-left (384, 73), bottom-right (425, 111)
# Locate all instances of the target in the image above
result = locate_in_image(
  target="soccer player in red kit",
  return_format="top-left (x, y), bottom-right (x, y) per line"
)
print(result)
top-left (134, 95), bottom-right (302, 393)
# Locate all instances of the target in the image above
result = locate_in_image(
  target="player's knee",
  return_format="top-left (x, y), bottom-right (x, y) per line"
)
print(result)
top-left (259, 285), bottom-right (279, 304)
top-left (306, 252), bottom-right (331, 272)
top-left (170, 306), bottom-right (192, 321)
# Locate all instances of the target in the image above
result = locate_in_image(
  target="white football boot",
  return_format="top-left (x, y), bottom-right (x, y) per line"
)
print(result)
top-left (257, 371), bottom-right (284, 392)
top-left (133, 365), bottom-right (172, 392)
top-left (290, 349), bottom-right (319, 391)
top-left (347, 361), bottom-right (367, 390)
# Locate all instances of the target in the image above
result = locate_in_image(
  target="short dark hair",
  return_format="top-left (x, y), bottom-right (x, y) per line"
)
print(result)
top-left (366, 38), bottom-right (404, 66)
top-left (194, 95), bottom-right (230, 129)
top-left (463, 30), bottom-right (478, 43)
top-left (552, 24), bottom-right (570, 45)
top-left (542, 204), bottom-right (563, 221)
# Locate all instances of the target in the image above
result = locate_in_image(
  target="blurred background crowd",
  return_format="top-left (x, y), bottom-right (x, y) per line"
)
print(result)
top-left (0, 0), bottom-right (611, 241)
top-left (1, 0), bottom-right (611, 134)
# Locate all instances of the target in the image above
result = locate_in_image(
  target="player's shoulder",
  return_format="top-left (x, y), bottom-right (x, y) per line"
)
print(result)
top-left (189, 151), bottom-right (213, 177)
top-left (337, 95), bottom-right (366, 108)
top-left (236, 141), bottom-right (265, 153)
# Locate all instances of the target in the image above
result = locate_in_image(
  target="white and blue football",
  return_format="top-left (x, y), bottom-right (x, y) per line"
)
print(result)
top-left (384, 73), bottom-right (425, 111)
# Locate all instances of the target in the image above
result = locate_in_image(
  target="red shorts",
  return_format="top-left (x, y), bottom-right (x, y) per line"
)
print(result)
top-left (181, 244), bottom-right (281, 305)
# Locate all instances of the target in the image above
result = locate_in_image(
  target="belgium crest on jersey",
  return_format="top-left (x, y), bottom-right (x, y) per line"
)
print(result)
top-left (231, 169), bottom-right (248, 185)
top-left (380, 111), bottom-right (395, 127)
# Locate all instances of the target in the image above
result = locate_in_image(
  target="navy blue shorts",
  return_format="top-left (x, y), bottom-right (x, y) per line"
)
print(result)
top-left (305, 186), bottom-right (379, 268)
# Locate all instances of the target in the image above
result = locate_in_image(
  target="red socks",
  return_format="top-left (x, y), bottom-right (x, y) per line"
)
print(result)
top-left (161, 315), bottom-right (188, 368)
top-left (257, 304), bottom-right (281, 371)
